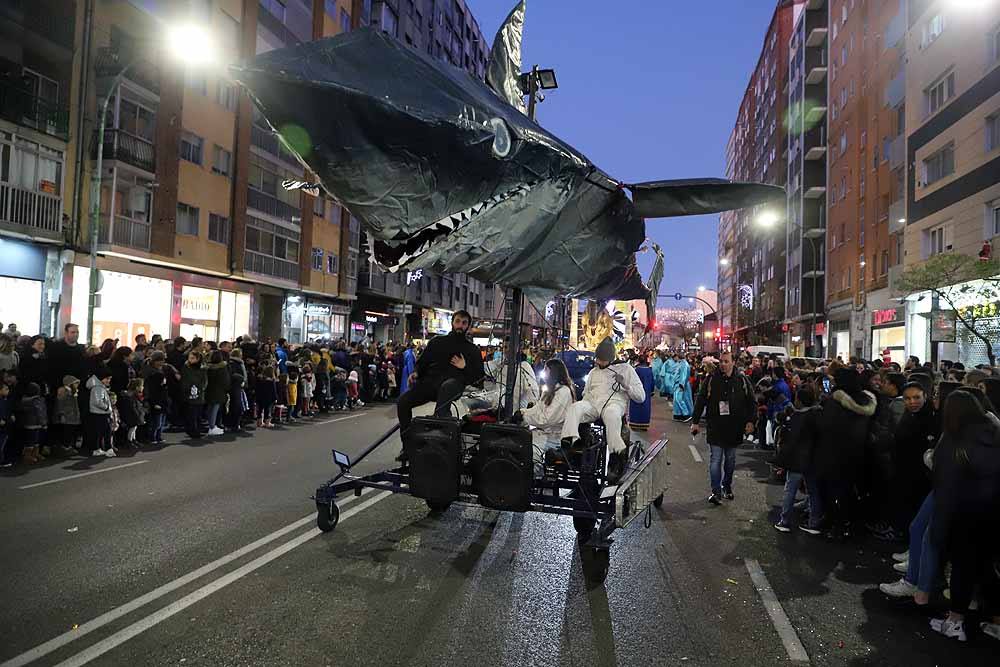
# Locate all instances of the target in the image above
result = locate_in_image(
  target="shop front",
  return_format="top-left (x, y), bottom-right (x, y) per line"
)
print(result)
top-left (828, 315), bottom-right (851, 362)
top-left (282, 295), bottom-right (351, 344)
top-left (422, 307), bottom-right (454, 338)
top-left (870, 306), bottom-right (906, 366)
top-left (0, 238), bottom-right (48, 335)
top-left (349, 309), bottom-right (396, 344)
top-left (177, 284), bottom-right (252, 342)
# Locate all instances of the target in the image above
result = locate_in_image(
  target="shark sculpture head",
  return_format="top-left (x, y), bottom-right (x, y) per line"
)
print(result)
top-left (231, 5), bottom-right (783, 308)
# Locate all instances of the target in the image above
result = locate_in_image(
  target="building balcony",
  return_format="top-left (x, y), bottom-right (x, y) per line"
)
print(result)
top-left (888, 134), bottom-right (905, 170)
top-left (257, 0), bottom-right (302, 46)
top-left (806, 27), bottom-right (827, 47)
top-left (884, 4), bottom-right (906, 52)
top-left (805, 65), bottom-right (827, 85)
top-left (889, 200), bottom-right (906, 233)
top-left (0, 0), bottom-right (75, 52)
top-left (805, 145), bottom-right (826, 160)
top-left (92, 129), bottom-right (156, 175)
top-left (806, 0), bottom-right (825, 9)
top-left (888, 264), bottom-right (904, 295)
top-left (250, 123), bottom-right (300, 167)
top-left (94, 48), bottom-right (160, 97)
top-left (0, 80), bottom-right (70, 140)
top-left (99, 214), bottom-right (151, 251)
top-left (804, 185), bottom-right (826, 199)
top-left (805, 104), bottom-right (827, 125)
top-left (244, 250), bottom-right (299, 282)
top-left (884, 69), bottom-right (905, 109)
top-left (247, 186), bottom-right (300, 222)
top-left (0, 181), bottom-right (62, 241)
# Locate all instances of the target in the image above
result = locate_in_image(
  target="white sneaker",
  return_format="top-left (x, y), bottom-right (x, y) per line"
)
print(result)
top-left (893, 561), bottom-right (908, 573)
top-left (208, 427), bottom-right (225, 436)
top-left (879, 578), bottom-right (917, 598)
top-left (104, 449), bottom-right (117, 458)
top-left (892, 550), bottom-right (909, 562)
top-left (980, 622), bottom-right (1000, 642)
top-left (93, 449), bottom-right (105, 457)
top-left (930, 617), bottom-right (966, 642)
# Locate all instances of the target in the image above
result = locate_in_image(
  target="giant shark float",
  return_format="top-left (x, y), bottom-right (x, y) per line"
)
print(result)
top-left (232, 1), bottom-right (783, 316)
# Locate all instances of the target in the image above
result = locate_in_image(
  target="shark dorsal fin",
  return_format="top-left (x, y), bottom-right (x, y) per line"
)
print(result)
top-left (486, 0), bottom-right (527, 115)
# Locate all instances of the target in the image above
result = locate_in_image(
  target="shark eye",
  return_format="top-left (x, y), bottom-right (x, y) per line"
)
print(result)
top-left (489, 117), bottom-right (511, 158)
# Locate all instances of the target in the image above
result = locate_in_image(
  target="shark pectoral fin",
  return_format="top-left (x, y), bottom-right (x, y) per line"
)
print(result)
top-left (627, 179), bottom-right (785, 218)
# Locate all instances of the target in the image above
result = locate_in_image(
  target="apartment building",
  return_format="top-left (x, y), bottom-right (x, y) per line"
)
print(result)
top-left (902, 0), bottom-right (1000, 366)
top-left (718, 0), bottom-right (800, 350)
top-left (824, 0), bottom-right (908, 363)
top-left (784, 0), bottom-right (828, 357)
top-left (0, 0), bottom-right (76, 336)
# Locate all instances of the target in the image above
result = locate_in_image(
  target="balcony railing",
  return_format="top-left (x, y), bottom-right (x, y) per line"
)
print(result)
top-left (250, 123), bottom-right (300, 165)
top-left (257, 0), bottom-right (303, 46)
top-left (884, 69), bottom-right (905, 109)
top-left (889, 200), bottom-right (906, 233)
top-left (2, 0), bottom-right (75, 49)
top-left (94, 47), bottom-right (160, 96)
top-left (0, 181), bottom-right (62, 237)
top-left (888, 134), bottom-right (905, 170)
top-left (92, 129), bottom-right (156, 174)
top-left (0, 80), bottom-right (70, 140)
top-left (99, 215), bottom-right (151, 251)
top-left (247, 186), bottom-right (300, 222)
top-left (244, 250), bottom-right (299, 282)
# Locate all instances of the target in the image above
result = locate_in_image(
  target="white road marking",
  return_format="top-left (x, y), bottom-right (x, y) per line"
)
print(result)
top-left (1, 488), bottom-right (376, 667)
top-left (52, 491), bottom-right (391, 667)
top-left (687, 444), bottom-right (703, 463)
top-left (312, 412), bottom-right (369, 426)
top-left (744, 558), bottom-right (810, 663)
top-left (17, 461), bottom-right (150, 490)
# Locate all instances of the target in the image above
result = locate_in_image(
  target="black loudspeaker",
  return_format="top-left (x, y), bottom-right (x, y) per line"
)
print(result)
top-left (405, 417), bottom-right (462, 505)
top-left (475, 424), bottom-right (533, 512)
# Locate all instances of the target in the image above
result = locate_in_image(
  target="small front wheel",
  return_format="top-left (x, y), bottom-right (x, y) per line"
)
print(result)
top-left (317, 501), bottom-right (340, 532)
top-left (653, 493), bottom-right (664, 508)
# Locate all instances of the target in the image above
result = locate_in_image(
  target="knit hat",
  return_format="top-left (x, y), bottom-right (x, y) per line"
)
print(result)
top-left (595, 337), bottom-right (616, 363)
top-left (62, 375), bottom-right (80, 387)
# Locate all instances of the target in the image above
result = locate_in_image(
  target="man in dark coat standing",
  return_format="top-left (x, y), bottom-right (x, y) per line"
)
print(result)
top-left (691, 351), bottom-right (756, 505)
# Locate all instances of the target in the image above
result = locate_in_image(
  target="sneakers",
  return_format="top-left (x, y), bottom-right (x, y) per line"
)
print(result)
top-left (879, 578), bottom-right (918, 598)
top-left (929, 617), bottom-right (966, 642)
top-left (892, 550), bottom-right (909, 562)
top-left (207, 427), bottom-right (225, 436)
top-left (893, 561), bottom-right (908, 574)
top-left (708, 493), bottom-right (722, 506)
top-left (774, 521), bottom-right (792, 533)
top-left (980, 622), bottom-right (1000, 642)
top-left (104, 448), bottom-right (117, 458)
top-left (93, 449), bottom-right (105, 457)
top-left (723, 488), bottom-right (735, 501)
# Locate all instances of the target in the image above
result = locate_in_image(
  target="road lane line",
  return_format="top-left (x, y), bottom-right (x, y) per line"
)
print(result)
top-left (53, 491), bottom-right (392, 667)
top-left (1, 488), bottom-right (376, 667)
top-left (18, 461), bottom-right (150, 490)
top-left (687, 444), bottom-right (703, 463)
top-left (312, 413), bottom-right (369, 426)
top-left (744, 558), bottom-right (810, 663)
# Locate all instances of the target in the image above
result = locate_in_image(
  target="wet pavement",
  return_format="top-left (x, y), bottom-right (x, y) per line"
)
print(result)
top-left (0, 400), bottom-right (994, 666)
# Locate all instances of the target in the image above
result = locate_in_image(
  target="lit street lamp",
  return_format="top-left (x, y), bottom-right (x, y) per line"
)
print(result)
top-left (87, 23), bottom-right (219, 343)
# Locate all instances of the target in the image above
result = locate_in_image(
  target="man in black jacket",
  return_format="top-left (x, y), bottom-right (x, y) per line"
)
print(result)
top-left (691, 352), bottom-right (756, 505)
top-left (396, 310), bottom-right (484, 430)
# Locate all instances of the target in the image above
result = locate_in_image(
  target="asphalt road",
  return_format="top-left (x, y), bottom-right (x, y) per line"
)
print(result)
top-left (0, 399), bottom-right (995, 666)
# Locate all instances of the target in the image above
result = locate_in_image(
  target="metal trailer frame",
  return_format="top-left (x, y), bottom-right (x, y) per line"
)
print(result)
top-left (312, 420), bottom-right (669, 585)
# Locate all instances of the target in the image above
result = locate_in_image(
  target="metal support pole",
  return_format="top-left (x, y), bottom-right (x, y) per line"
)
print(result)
top-left (87, 65), bottom-right (132, 344)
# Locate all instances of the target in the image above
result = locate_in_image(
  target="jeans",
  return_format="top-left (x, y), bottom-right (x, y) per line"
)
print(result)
top-left (206, 403), bottom-right (222, 429)
top-left (904, 492), bottom-right (940, 593)
top-left (709, 444), bottom-right (736, 494)
top-left (779, 471), bottom-right (821, 525)
top-left (149, 408), bottom-right (164, 442)
top-left (396, 378), bottom-right (467, 430)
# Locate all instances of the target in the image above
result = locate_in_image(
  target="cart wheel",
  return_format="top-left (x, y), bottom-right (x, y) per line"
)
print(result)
top-left (653, 493), bottom-right (664, 508)
top-left (426, 499), bottom-right (452, 514)
top-left (316, 501), bottom-right (340, 532)
top-left (580, 545), bottom-right (610, 586)
top-left (573, 517), bottom-right (596, 541)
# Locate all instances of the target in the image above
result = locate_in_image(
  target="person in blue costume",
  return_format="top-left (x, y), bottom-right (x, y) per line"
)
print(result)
top-left (400, 342), bottom-right (416, 394)
top-left (660, 354), bottom-right (677, 399)
top-left (629, 353), bottom-right (656, 430)
top-left (672, 354), bottom-right (694, 420)
top-left (651, 352), bottom-right (664, 397)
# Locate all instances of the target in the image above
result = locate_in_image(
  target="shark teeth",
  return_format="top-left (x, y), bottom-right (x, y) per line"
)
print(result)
top-left (376, 182), bottom-right (536, 272)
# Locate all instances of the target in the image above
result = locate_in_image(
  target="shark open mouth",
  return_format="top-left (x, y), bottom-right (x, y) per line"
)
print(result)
top-left (373, 183), bottom-right (535, 272)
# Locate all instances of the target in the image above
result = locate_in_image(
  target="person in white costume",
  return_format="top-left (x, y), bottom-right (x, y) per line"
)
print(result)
top-left (560, 337), bottom-right (646, 480)
top-left (517, 358), bottom-right (575, 474)
top-left (465, 352), bottom-right (539, 413)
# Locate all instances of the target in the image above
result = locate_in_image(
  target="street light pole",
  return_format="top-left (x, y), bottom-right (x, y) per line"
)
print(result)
top-left (87, 64), bottom-right (132, 344)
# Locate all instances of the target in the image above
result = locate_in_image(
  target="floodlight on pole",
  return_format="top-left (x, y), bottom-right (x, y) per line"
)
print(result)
top-left (757, 210), bottom-right (780, 228)
top-left (537, 68), bottom-right (558, 90)
top-left (719, 257), bottom-right (730, 266)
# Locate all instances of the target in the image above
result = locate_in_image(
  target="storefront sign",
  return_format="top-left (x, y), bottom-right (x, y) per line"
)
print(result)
top-left (306, 304), bottom-right (332, 317)
top-left (930, 309), bottom-right (957, 343)
top-left (365, 315), bottom-right (378, 323)
top-left (181, 286), bottom-right (220, 320)
top-left (872, 307), bottom-right (905, 326)
top-left (406, 269), bottom-right (423, 285)
top-left (351, 322), bottom-right (365, 331)
top-left (814, 322), bottom-right (826, 336)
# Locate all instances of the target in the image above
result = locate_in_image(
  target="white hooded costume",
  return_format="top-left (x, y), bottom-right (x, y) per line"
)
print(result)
top-left (464, 356), bottom-right (539, 412)
top-left (560, 360), bottom-right (646, 453)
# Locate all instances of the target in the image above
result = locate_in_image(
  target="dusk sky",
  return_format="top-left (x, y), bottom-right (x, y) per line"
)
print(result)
top-left (466, 0), bottom-right (779, 309)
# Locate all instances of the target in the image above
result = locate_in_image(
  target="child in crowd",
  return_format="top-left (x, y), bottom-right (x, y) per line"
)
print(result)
top-left (109, 393), bottom-right (122, 451)
top-left (331, 367), bottom-right (348, 410)
top-left (16, 382), bottom-right (47, 464)
top-left (287, 365), bottom-right (300, 420)
top-left (276, 372), bottom-right (290, 424)
top-left (256, 366), bottom-right (277, 428)
top-left (773, 385), bottom-right (822, 532)
top-left (346, 369), bottom-right (361, 409)
top-left (300, 364), bottom-right (315, 417)
top-left (86, 371), bottom-right (115, 457)
top-left (52, 375), bottom-right (82, 456)
top-left (118, 378), bottom-right (147, 447)
top-left (0, 382), bottom-right (11, 467)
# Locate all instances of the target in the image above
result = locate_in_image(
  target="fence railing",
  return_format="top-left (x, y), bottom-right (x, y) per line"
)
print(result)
top-left (0, 80), bottom-right (70, 140)
top-left (247, 186), bottom-right (300, 222)
top-left (93, 129), bottom-right (156, 173)
top-left (244, 250), bottom-right (299, 282)
top-left (0, 181), bottom-right (61, 235)
top-left (99, 215), bottom-right (151, 251)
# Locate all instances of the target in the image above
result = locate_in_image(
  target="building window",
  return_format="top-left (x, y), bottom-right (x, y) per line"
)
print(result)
top-left (380, 3), bottom-right (398, 38)
top-left (922, 143), bottom-right (955, 185)
top-left (180, 131), bottom-right (204, 165)
top-left (212, 145), bottom-right (232, 176)
top-left (881, 250), bottom-right (889, 275)
top-left (925, 71), bottom-right (955, 117)
top-left (208, 213), bottom-right (230, 244)
top-left (340, 7), bottom-right (351, 33)
top-left (987, 113), bottom-right (1000, 152)
top-left (313, 195), bottom-right (324, 217)
top-left (327, 252), bottom-right (338, 273)
top-left (177, 202), bottom-right (199, 236)
top-left (245, 216), bottom-right (301, 280)
top-left (216, 81), bottom-right (238, 112)
top-left (859, 170), bottom-right (865, 198)
top-left (840, 130), bottom-right (847, 156)
top-left (921, 13), bottom-right (946, 49)
top-left (185, 68), bottom-right (207, 96)
top-left (926, 224), bottom-right (951, 257)
top-left (990, 202), bottom-right (1000, 237)
top-left (312, 247), bottom-right (323, 270)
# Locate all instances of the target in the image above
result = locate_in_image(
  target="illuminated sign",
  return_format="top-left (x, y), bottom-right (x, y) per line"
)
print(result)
top-left (406, 269), bottom-right (423, 285)
top-left (872, 307), bottom-right (904, 326)
top-left (365, 315), bottom-right (378, 323)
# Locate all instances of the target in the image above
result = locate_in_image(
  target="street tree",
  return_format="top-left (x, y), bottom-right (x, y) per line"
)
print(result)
top-left (897, 253), bottom-right (1000, 366)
